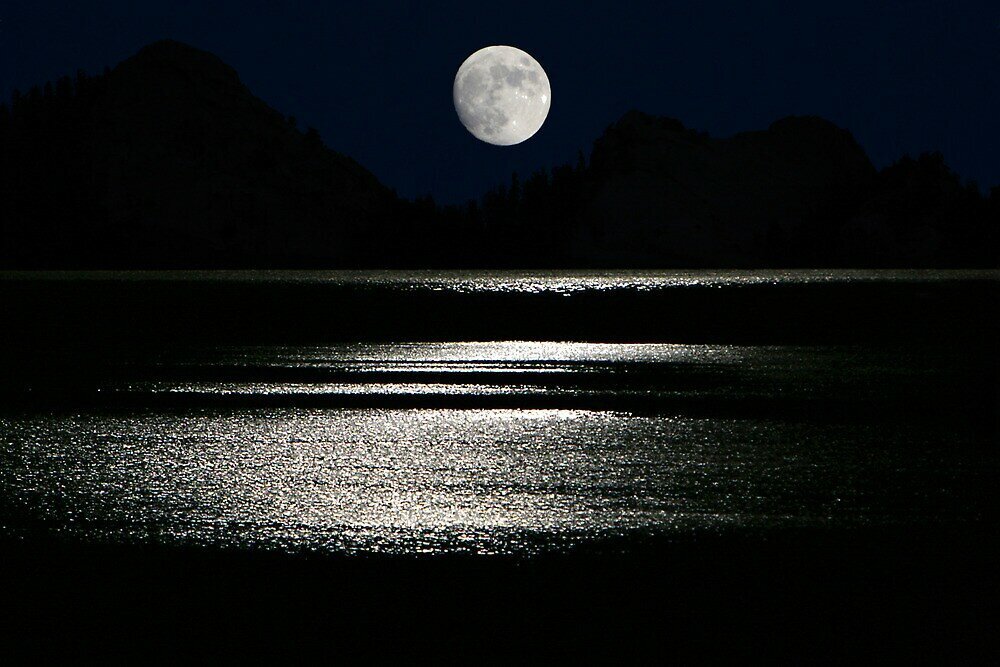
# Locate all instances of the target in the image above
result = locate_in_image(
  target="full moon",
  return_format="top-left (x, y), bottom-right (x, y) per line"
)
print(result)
top-left (453, 45), bottom-right (551, 146)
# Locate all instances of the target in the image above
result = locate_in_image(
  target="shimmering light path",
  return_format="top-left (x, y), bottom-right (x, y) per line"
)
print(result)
top-left (0, 407), bottom-right (986, 555)
top-left (1, 271), bottom-right (995, 557)
top-left (3, 268), bottom-right (995, 292)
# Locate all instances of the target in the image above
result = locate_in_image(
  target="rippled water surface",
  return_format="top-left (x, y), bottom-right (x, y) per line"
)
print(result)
top-left (0, 271), bottom-right (996, 556)
top-left (6, 268), bottom-right (995, 292)
top-left (1, 407), bottom-right (989, 555)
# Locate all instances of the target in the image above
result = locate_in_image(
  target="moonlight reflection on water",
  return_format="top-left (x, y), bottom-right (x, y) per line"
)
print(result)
top-left (0, 405), bottom-right (983, 555)
top-left (0, 272), bottom-right (995, 557)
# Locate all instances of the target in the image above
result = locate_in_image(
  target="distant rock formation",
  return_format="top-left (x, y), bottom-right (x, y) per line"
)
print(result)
top-left (1, 41), bottom-right (996, 268)
top-left (0, 40), bottom-right (398, 267)
top-left (469, 112), bottom-right (996, 267)
top-left (561, 112), bottom-right (874, 264)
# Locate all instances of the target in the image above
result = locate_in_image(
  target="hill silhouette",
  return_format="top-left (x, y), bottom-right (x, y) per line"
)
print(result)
top-left (1, 40), bottom-right (996, 268)
top-left (457, 113), bottom-right (997, 267)
top-left (0, 40), bottom-right (399, 267)
top-left (584, 113), bottom-right (877, 264)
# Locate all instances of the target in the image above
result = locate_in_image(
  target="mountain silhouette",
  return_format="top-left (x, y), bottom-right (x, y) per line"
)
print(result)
top-left (576, 111), bottom-right (877, 265)
top-left (464, 114), bottom-right (996, 267)
top-left (0, 40), bottom-right (996, 268)
top-left (0, 40), bottom-right (398, 267)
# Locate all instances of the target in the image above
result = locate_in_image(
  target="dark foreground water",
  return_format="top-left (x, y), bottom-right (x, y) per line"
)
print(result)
top-left (1, 270), bottom-right (997, 658)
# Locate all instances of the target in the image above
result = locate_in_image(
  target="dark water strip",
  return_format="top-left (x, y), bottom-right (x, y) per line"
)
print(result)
top-left (2, 274), bottom-right (997, 348)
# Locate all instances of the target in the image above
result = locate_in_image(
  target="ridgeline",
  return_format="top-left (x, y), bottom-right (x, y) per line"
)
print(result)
top-left (1, 40), bottom-right (996, 268)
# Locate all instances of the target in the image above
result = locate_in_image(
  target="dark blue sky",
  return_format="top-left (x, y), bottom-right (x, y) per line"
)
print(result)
top-left (2, 1), bottom-right (998, 203)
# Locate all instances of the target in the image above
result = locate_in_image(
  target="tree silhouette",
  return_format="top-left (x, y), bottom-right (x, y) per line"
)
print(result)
top-left (0, 47), bottom-right (996, 269)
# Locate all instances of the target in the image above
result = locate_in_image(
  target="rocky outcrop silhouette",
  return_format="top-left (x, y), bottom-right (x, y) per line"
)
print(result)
top-left (1, 41), bottom-right (996, 268)
top-left (470, 112), bottom-right (996, 267)
top-left (0, 40), bottom-right (397, 267)
top-left (576, 111), bottom-right (877, 264)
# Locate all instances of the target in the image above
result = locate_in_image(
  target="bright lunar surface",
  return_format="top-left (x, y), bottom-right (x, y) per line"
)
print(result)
top-left (453, 45), bottom-right (551, 146)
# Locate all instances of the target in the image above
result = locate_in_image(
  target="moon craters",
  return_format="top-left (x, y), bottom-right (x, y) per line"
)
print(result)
top-left (453, 46), bottom-right (551, 146)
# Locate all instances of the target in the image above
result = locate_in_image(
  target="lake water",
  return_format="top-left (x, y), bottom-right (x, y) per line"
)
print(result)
top-left (0, 270), bottom-right (996, 556)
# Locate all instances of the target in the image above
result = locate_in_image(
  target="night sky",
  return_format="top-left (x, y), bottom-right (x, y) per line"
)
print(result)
top-left (2, 1), bottom-right (998, 204)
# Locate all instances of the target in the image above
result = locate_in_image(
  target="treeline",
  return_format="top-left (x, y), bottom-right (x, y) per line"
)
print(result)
top-left (0, 55), bottom-right (398, 269)
top-left (397, 149), bottom-right (998, 268)
top-left (755, 151), bottom-right (999, 267)
top-left (396, 154), bottom-right (591, 267)
top-left (848, 152), bottom-right (999, 266)
top-left (1, 59), bottom-right (997, 268)
top-left (0, 69), bottom-right (115, 263)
